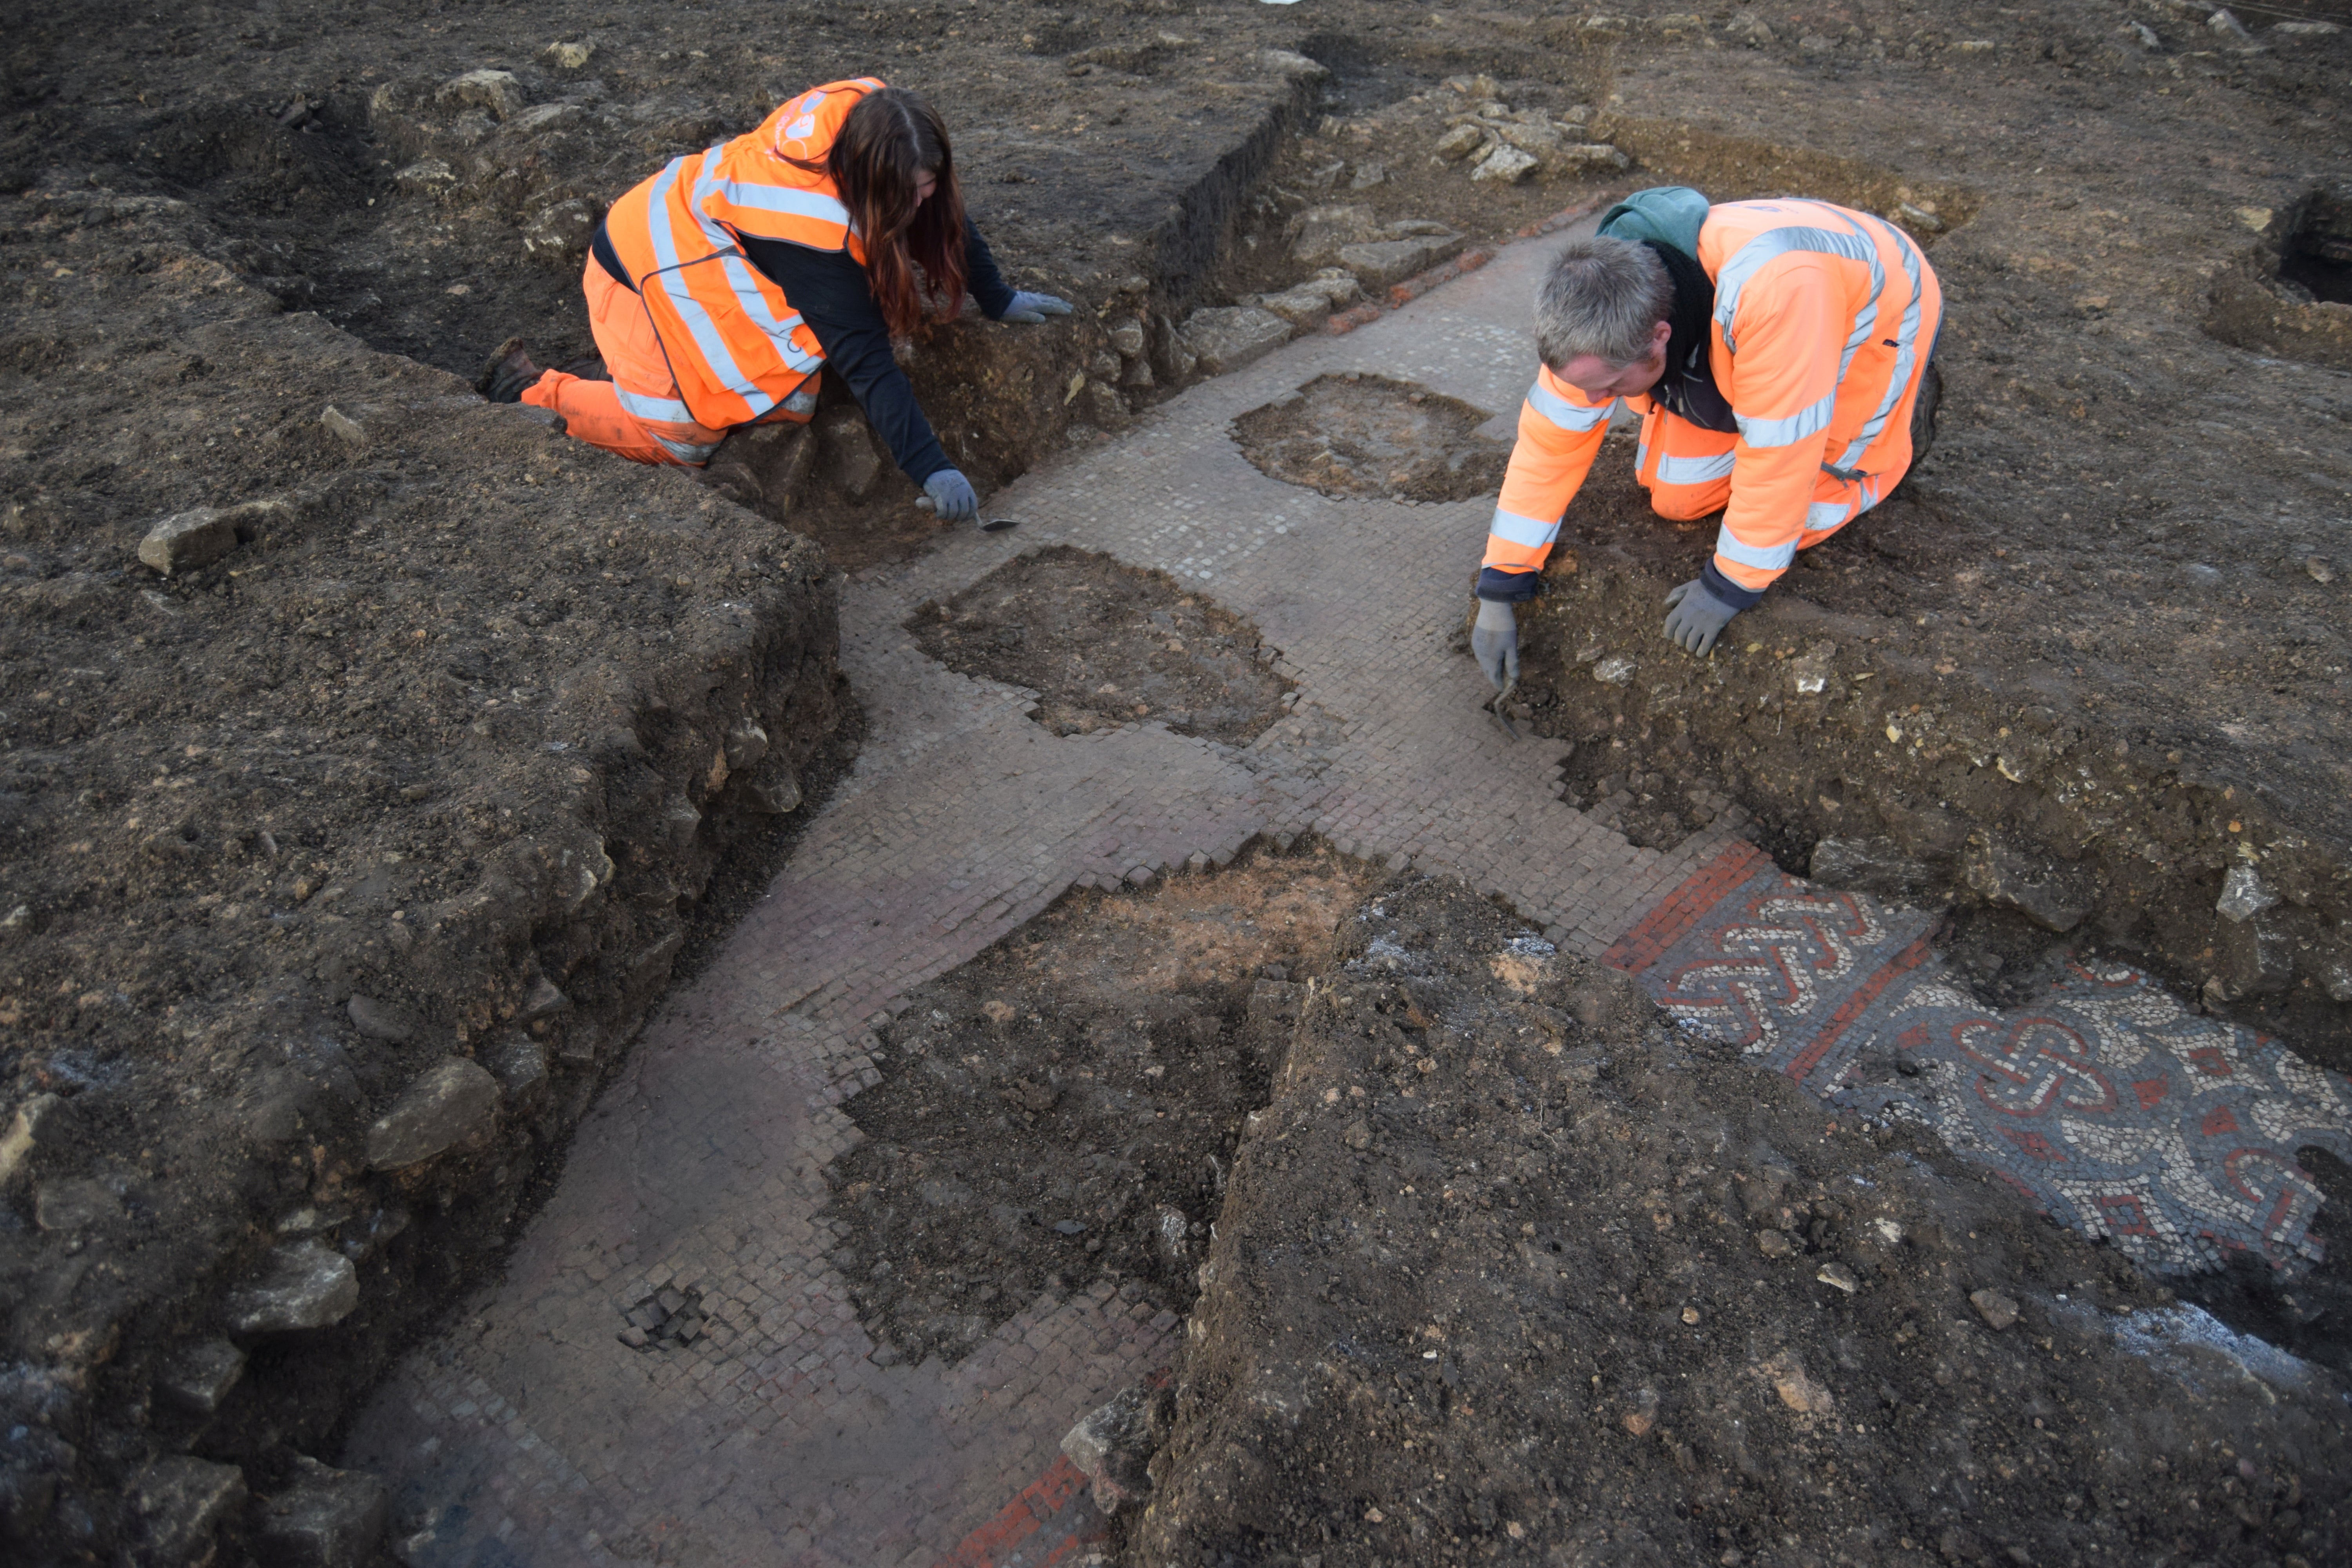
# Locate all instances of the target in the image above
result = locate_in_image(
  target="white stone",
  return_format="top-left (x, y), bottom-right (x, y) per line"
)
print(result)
top-left (1178, 308), bottom-right (1294, 376)
top-left (1471, 144), bottom-right (1539, 183)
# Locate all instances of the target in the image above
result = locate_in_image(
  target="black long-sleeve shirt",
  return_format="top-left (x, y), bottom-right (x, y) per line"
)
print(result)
top-left (737, 217), bottom-right (1014, 483)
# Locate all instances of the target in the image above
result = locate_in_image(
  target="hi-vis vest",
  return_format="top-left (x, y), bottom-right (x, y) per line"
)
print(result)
top-left (601, 78), bottom-right (884, 430)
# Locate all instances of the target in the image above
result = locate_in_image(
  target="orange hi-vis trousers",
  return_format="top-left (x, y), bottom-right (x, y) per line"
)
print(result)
top-left (522, 254), bottom-right (813, 467)
top-left (1631, 400), bottom-right (1885, 532)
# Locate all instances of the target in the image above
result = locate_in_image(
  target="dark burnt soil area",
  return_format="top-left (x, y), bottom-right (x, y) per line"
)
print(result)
top-left (1134, 875), bottom-right (2352, 1568)
top-left (1235, 373), bottom-right (1512, 505)
top-left (819, 840), bottom-right (1372, 1367)
top-left (908, 545), bottom-right (1294, 744)
top-left (0, 184), bottom-right (846, 1561)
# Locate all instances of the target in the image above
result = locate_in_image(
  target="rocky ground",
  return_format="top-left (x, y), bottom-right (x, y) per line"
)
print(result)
top-left (3, 0), bottom-right (2350, 1562)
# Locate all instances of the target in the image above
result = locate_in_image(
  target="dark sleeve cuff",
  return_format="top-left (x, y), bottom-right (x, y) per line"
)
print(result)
top-left (1476, 566), bottom-right (1541, 603)
top-left (1700, 558), bottom-right (1766, 611)
top-left (965, 216), bottom-right (1017, 320)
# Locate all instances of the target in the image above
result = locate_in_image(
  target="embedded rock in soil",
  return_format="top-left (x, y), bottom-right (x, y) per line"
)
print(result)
top-left (131, 1456), bottom-right (248, 1566)
top-left (1334, 228), bottom-right (1465, 288)
top-left (362, 1058), bottom-right (501, 1172)
top-left (224, 1240), bottom-right (361, 1334)
top-left (1234, 373), bottom-right (1510, 505)
top-left (1061, 1381), bottom-right (1173, 1513)
top-left (136, 501), bottom-right (281, 577)
top-left (1962, 831), bottom-right (2094, 934)
top-left (820, 843), bottom-right (1370, 1368)
top-left (158, 1340), bottom-right (247, 1416)
top-left (1137, 876), bottom-right (2352, 1566)
top-left (1809, 835), bottom-right (1942, 901)
top-left (907, 546), bottom-right (1293, 744)
top-left (254, 1455), bottom-right (390, 1568)
top-left (1288, 202), bottom-right (1383, 264)
top-left (1177, 306), bottom-right (1293, 375)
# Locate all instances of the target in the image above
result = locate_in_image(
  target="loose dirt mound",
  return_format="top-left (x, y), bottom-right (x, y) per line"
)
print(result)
top-left (1235, 373), bottom-right (1512, 505)
top-left (823, 842), bottom-right (1370, 1365)
top-left (1134, 875), bottom-right (2352, 1568)
top-left (908, 546), bottom-right (1295, 744)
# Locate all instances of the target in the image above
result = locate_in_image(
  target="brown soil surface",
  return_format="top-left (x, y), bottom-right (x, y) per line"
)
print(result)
top-left (1234, 373), bottom-right (1513, 505)
top-left (908, 546), bottom-right (1294, 744)
top-left (1134, 874), bottom-right (2352, 1568)
top-left (823, 842), bottom-right (1372, 1371)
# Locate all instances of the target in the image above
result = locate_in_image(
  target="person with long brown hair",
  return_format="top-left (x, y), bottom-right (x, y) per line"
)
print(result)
top-left (482, 78), bottom-right (1069, 522)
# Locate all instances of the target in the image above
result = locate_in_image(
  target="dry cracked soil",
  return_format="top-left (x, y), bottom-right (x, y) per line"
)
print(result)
top-left (3, 0), bottom-right (2351, 1564)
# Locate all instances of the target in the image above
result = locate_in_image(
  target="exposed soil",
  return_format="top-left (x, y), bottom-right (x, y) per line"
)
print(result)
top-left (1134, 874), bottom-right (2352, 1568)
top-left (820, 840), bottom-right (1372, 1366)
top-left (1235, 373), bottom-right (1512, 505)
top-left (908, 546), bottom-right (1295, 744)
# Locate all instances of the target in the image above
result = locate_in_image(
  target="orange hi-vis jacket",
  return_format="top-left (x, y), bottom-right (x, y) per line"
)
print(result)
top-left (599, 78), bottom-right (885, 436)
top-left (1479, 198), bottom-right (1941, 602)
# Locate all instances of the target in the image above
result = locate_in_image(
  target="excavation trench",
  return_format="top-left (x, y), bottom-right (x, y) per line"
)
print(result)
top-left (9, 5), bottom-right (2352, 1563)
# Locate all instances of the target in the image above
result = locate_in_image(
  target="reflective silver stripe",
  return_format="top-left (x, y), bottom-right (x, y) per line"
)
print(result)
top-left (652, 432), bottom-right (719, 464)
top-left (1488, 507), bottom-right (1560, 550)
top-left (1525, 379), bottom-right (1613, 433)
top-left (691, 153), bottom-right (825, 380)
top-left (617, 387), bottom-right (697, 425)
top-left (711, 180), bottom-right (855, 232)
top-left (716, 253), bottom-right (827, 373)
top-left (1735, 392), bottom-right (1836, 449)
top-left (1637, 439), bottom-right (1649, 470)
top-left (782, 385), bottom-right (818, 414)
top-left (1655, 450), bottom-right (1736, 486)
top-left (1833, 211), bottom-right (1929, 472)
top-left (1714, 526), bottom-right (1797, 572)
top-left (1805, 499), bottom-right (1852, 533)
top-left (641, 155), bottom-right (777, 419)
top-left (1713, 211), bottom-right (1882, 358)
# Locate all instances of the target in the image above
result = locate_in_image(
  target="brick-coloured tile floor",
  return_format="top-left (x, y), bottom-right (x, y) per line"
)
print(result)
top-left (342, 210), bottom-right (2351, 1566)
top-left (347, 213), bottom-right (1744, 1567)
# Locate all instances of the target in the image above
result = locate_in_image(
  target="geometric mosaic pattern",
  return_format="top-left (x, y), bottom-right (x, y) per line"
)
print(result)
top-left (1609, 842), bottom-right (2352, 1276)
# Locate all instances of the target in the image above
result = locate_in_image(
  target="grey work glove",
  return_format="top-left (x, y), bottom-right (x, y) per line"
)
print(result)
top-left (923, 467), bottom-right (979, 523)
top-left (999, 290), bottom-right (1073, 324)
top-left (1662, 578), bottom-right (1741, 657)
top-left (1471, 597), bottom-right (1519, 691)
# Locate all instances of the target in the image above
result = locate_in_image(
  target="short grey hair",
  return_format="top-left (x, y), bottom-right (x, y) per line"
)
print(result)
top-left (1534, 235), bottom-right (1673, 369)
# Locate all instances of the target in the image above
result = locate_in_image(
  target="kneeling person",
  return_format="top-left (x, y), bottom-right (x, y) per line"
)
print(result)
top-left (1472, 186), bottom-right (1941, 683)
top-left (482, 78), bottom-right (1071, 523)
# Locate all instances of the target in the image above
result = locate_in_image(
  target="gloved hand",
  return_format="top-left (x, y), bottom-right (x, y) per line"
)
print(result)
top-left (1662, 578), bottom-right (1740, 656)
top-left (1000, 290), bottom-right (1073, 324)
top-left (1471, 598), bottom-right (1519, 691)
top-left (924, 467), bottom-right (979, 523)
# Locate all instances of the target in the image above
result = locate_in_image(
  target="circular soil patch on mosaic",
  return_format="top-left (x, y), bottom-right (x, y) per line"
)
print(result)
top-left (1233, 372), bottom-right (1510, 504)
top-left (908, 545), bottom-right (1292, 743)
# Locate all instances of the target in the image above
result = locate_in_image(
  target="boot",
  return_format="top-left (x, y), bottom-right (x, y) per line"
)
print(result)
top-left (477, 337), bottom-right (543, 404)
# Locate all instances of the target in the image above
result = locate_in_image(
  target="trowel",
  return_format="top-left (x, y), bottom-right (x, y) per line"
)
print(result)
top-left (913, 497), bottom-right (1019, 531)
